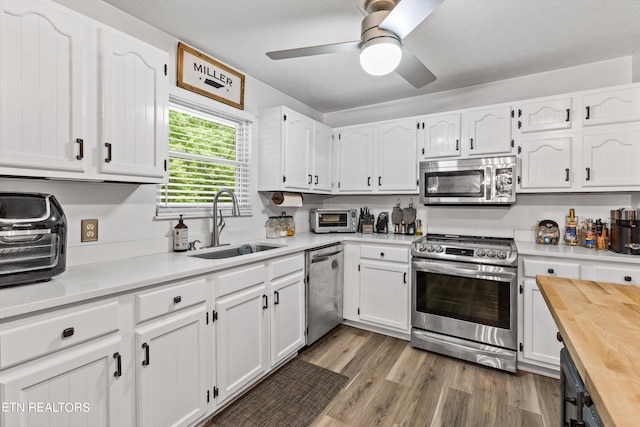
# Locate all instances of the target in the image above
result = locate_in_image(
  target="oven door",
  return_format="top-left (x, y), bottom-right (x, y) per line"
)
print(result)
top-left (411, 258), bottom-right (518, 350)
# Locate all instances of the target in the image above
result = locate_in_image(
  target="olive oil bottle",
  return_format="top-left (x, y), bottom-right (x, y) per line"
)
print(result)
top-left (564, 208), bottom-right (578, 246)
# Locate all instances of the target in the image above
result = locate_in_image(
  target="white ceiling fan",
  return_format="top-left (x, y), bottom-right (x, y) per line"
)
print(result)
top-left (266, 0), bottom-right (444, 88)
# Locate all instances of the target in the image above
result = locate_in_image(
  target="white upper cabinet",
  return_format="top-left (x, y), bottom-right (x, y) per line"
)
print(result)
top-left (516, 97), bottom-right (573, 133)
top-left (0, 0), bottom-right (89, 173)
top-left (335, 125), bottom-right (374, 192)
top-left (257, 106), bottom-right (333, 193)
top-left (581, 87), bottom-right (640, 126)
top-left (465, 105), bottom-right (513, 156)
top-left (99, 28), bottom-right (168, 179)
top-left (518, 137), bottom-right (573, 191)
top-left (580, 131), bottom-right (640, 188)
top-left (418, 113), bottom-right (461, 159)
top-left (0, 1), bottom-right (169, 183)
top-left (377, 119), bottom-right (418, 192)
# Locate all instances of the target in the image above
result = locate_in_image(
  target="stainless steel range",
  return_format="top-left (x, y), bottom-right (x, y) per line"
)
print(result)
top-left (411, 233), bottom-right (518, 373)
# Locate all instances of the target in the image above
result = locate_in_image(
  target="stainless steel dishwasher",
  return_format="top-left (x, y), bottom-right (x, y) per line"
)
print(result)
top-left (305, 243), bottom-right (344, 345)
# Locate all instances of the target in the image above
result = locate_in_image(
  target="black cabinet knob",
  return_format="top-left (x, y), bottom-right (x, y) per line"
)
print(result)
top-left (173, 296), bottom-right (182, 304)
top-left (556, 332), bottom-right (563, 343)
top-left (624, 276), bottom-right (632, 282)
top-left (62, 327), bottom-right (74, 338)
top-left (547, 268), bottom-right (554, 274)
top-left (380, 252), bottom-right (385, 257)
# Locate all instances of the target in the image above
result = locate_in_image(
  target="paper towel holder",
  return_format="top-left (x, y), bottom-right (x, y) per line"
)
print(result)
top-left (271, 192), bottom-right (303, 207)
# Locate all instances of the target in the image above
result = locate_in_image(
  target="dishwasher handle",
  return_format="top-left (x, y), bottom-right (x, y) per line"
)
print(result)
top-left (311, 250), bottom-right (343, 263)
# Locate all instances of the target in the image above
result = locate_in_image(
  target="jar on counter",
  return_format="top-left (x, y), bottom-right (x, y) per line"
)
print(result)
top-left (282, 214), bottom-right (295, 236)
top-left (266, 216), bottom-right (284, 238)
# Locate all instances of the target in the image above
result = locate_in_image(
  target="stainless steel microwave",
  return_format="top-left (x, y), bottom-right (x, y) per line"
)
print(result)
top-left (419, 156), bottom-right (516, 205)
top-left (309, 209), bottom-right (357, 233)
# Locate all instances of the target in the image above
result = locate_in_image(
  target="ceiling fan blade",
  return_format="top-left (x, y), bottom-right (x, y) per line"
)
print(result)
top-left (379, 0), bottom-right (444, 40)
top-left (267, 41), bottom-right (360, 60)
top-left (396, 45), bottom-right (436, 88)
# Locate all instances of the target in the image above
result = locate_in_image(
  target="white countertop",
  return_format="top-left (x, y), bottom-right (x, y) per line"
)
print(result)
top-left (515, 240), bottom-right (640, 264)
top-left (0, 232), bottom-right (417, 320)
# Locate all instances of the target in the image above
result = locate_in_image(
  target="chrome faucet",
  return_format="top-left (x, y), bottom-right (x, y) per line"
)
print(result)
top-left (211, 188), bottom-right (240, 247)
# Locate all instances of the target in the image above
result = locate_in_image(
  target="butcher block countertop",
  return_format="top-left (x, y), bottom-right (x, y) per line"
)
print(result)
top-left (537, 275), bottom-right (640, 427)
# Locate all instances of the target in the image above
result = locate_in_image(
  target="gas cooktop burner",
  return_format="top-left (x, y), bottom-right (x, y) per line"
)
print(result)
top-left (412, 233), bottom-right (517, 266)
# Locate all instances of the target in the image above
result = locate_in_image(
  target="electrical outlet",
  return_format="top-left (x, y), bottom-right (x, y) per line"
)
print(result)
top-left (81, 219), bottom-right (99, 242)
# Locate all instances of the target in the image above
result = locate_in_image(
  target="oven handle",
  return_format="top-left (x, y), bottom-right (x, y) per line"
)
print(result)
top-left (412, 260), bottom-right (517, 282)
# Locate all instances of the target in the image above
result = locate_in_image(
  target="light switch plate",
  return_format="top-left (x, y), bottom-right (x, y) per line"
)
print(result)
top-left (81, 219), bottom-right (98, 242)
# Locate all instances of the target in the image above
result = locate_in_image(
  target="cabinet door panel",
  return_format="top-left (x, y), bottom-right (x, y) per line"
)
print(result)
top-left (523, 278), bottom-right (562, 368)
top-left (582, 87), bottom-right (640, 126)
top-left (336, 126), bottom-right (373, 192)
top-left (0, 1), bottom-right (87, 173)
top-left (271, 272), bottom-right (305, 366)
top-left (377, 120), bottom-right (417, 192)
top-left (216, 284), bottom-right (269, 402)
top-left (467, 106), bottom-right (512, 155)
top-left (136, 306), bottom-right (207, 427)
top-left (420, 113), bottom-right (461, 158)
top-left (99, 29), bottom-right (167, 179)
top-left (519, 137), bottom-right (572, 190)
top-left (518, 97), bottom-right (572, 133)
top-left (359, 260), bottom-right (408, 332)
top-left (0, 337), bottom-right (122, 427)
top-left (312, 123), bottom-right (333, 191)
top-left (283, 112), bottom-right (312, 190)
top-left (581, 131), bottom-right (640, 188)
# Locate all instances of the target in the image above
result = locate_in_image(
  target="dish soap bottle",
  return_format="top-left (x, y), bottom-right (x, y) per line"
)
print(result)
top-left (564, 208), bottom-right (577, 246)
top-left (173, 215), bottom-right (189, 252)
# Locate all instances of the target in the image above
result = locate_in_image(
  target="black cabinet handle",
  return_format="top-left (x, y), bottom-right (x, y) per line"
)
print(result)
top-left (173, 296), bottom-right (182, 304)
top-left (585, 106), bottom-right (591, 120)
top-left (380, 252), bottom-right (385, 257)
top-left (367, 176), bottom-right (371, 186)
top-left (556, 332), bottom-right (563, 343)
top-left (403, 272), bottom-right (407, 283)
top-left (625, 276), bottom-right (632, 282)
top-left (470, 138), bottom-right (474, 149)
top-left (585, 167), bottom-right (591, 181)
top-left (378, 176), bottom-right (382, 186)
top-left (142, 343), bottom-right (150, 366)
top-left (105, 142), bottom-right (112, 163)
top-left (517, 120), bottom-right (522, 129)
top-left (62, 327), bottom-right (74, 338)
top-left (308, 174), bottom-right (312, 184)
top-left (76, 138), bottom-right (84, 160)
top-left (455, 139), bottom-right (459, 151)
top-left (565, 168), bottom-right (570, 182)
top-left (274, 291), bottom-right (280, 305)
top-left (315, 175), bottom-right (318, 185)
top-left (113, 352), bottom-right (122, 378)
top-left (263, 295), bottom-right (268, 309)
top-left (565, 108), bottom-right (570, 122)
top-left (548, 268), bottom-right (554, 274)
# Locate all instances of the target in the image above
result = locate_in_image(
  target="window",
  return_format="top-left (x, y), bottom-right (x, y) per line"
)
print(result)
top-left (156, 97), bottom-right (252, 216)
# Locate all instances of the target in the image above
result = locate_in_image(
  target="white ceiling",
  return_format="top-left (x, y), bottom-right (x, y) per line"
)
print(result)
top-left (102, 0), bottom-right (640, 113)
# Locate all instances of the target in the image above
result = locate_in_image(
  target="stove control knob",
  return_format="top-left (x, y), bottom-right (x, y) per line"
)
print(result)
top-left (476, 249), bottom-right (485, 257)
top-left (417, 243), bottom-right (427, 252)
top-left (434, 245), bottom-right (444, 253)
top-left (497, 251), bottom-right (508, 259)
top-left (425, 245), bottom-right (435, 252)
top-left (486, 250), bottom-right (496, 258)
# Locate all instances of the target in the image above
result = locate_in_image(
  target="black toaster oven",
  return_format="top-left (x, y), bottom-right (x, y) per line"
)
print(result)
top-left (0, 193), bottom-right (67, 287)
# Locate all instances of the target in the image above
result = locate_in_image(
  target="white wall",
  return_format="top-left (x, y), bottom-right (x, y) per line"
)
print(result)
top-left (3, 1), bottom-right (638, 267)
top-left (323, 57), bottom-right (633, 127)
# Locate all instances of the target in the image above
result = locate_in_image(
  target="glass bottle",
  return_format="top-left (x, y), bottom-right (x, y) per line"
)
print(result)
top-left (564, 208), bottom-right (577, 246)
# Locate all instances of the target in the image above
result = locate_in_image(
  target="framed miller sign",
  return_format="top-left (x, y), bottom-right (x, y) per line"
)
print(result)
top-left (177, 42), bottom-right (245, 110)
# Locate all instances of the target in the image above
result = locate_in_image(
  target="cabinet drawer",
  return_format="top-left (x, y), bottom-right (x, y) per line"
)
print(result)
top-left (215, 263), bottom-right (267, 298)
top-left (589, 264), bottom-right (640, 286)
top-left (522, 259), bottom-right (580, 279)
top-left (136, 278), bottom-right (207, 323)
top-left (360, 245), bottom-right (408, 263)
top-left (0, 301), bottom-right (119, 369)
top-left (270, 254), bottom-right (304, 281)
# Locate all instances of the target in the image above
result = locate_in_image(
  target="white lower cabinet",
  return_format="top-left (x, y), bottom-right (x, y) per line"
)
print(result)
top-left (0, 337), bottom-right (124, 427)
top-left (213, 263), bottom-right (269, 403)
top-left (343, 243), bottom-right (410, 334)
top-left (135, 306), bottom-right (208, 427)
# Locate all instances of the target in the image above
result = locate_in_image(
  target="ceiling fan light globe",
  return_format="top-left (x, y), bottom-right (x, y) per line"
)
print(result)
top-left (359, 37), bottom-right (402, 76)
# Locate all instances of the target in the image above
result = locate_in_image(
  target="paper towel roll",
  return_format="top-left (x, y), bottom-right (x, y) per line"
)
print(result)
top-left (271, 192), bottom-right (303, 207)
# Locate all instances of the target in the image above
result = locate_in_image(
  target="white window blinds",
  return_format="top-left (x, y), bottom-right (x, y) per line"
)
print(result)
top-left (156, 96), bottom-right (252, 216)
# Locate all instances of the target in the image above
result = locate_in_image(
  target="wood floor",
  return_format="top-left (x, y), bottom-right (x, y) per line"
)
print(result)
top-left (299, 325), bottom-right (560, 427)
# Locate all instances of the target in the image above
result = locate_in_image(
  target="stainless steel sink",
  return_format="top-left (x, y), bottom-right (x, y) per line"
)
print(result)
top-left (188, 243), bottom-right (285, 260)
